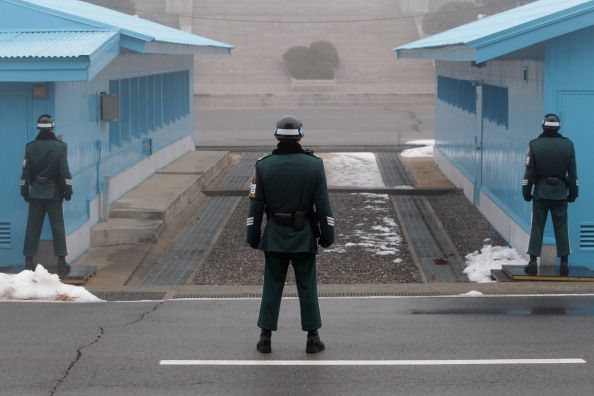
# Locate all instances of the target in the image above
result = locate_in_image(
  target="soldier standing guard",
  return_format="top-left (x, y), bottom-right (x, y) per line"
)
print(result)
top-left (20, 114), bottom-right (73, 278)
top-left (522, 113), bottom-right (578, 276)
top-left (246, 115), bottom-right (335, 354)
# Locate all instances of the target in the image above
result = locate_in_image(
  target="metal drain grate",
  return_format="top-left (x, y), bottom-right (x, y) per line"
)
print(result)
top-left (141, 196), bottom-right (240, 285)
top-left (92, 291), bottom-right (167, 301)
top-left (172, 291), bottom-right (449, 299)
top-left (376, 152), bottom-right (414, 186)
top-left (208, 152), bottom-right (264, 190)
top-left (375, 153), bottom-right (466, 283)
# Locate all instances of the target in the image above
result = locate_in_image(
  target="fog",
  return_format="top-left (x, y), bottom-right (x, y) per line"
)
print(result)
top-left (82, 1), bottom-right (536, 147)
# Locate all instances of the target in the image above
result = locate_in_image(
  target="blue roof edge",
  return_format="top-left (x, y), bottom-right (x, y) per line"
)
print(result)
top-left (10, 0), bottom-right (234, 52)
top-left (394, 0), bottom-right (594, 62)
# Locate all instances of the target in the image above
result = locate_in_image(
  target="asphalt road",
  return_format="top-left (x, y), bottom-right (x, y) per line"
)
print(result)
top-left (194, 106), bottom-right (435, 148)
top-left (2, 296), bottom-right (594, 395)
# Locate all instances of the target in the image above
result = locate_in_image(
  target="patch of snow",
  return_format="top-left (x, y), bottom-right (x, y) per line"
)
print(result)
top-left (459, 290), bottom-right (484, 297)
top-left (464, 244), bottom-right (528, 283)
top-left (401, 139), bottom-right (435, 158)
top-left (324, 194), bottom-right (402, 259)
top-left (406, 139), bottom-right (435, 146)
top-left (0, 265), bottom-right (103, 302)
top-left (321, 152), bottom-right (385, 187)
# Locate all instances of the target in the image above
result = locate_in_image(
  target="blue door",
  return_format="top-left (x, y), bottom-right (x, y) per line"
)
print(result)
top-left (0, 91), bottom-right (32, 268)
top-left (560, 92), bottom-right (594, 267)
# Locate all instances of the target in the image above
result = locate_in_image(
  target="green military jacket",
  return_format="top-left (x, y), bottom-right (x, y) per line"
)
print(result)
top-left (522, 131), bottom-right (578, 201)
top-left (20, 132), bottom-right (72, 201)
top-left (246, 142), bottom-right (334, 253)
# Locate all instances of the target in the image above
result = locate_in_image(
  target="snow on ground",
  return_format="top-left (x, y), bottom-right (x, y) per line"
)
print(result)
top-left (321, 152), bottom-right (385, 187)
top-left (459, 290), bottom-right (485, 297)
top-left (323, 193), bottom-right (402, 261)
top-left (0, 265), bottom-right (102, 302)
top-left (401, 139), bottom-right (434, 158)
top-left (463, 240), bottom-right (528, 283)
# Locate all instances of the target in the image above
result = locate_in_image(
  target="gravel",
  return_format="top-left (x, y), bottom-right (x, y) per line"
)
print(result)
top-left (425, 191), bottom-right (509, 259)
top-left (193, 193), bottom-right (421, 285)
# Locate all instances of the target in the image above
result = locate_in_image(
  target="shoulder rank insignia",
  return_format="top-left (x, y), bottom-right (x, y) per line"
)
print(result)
top-left (305, 149), bottom-right (321, 159)
top-left (257, 153), bottom-right (273, 161)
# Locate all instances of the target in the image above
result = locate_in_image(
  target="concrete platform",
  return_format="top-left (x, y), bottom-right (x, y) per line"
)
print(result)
top-left (76, 151), bottom-right (231, 284)
top-left (91, 218), bottom-right (165, 246)
top-left (91, 151), bottom-right (231, 248)
top-left (500, 265), bottom-right (594, 282)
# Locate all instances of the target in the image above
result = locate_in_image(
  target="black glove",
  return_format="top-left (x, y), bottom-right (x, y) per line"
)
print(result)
top-left (318, 239), bottom-right (331, 248)
top-left (21, 186), bottom-right (29, 202)
top-left (523, 192), bottom-right (533, 202)
top-left (249, 239), bottom-right (260, 249)
top-left (63, 193), bottom-right (72, 201)
top-left (567, 194), bottom-right (576, 203)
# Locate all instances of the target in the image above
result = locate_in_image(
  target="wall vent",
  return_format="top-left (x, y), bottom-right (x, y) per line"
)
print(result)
top-left (0, 222), bottom-right (11, 249)
top-left (580, 224), bottom-right (594, 250)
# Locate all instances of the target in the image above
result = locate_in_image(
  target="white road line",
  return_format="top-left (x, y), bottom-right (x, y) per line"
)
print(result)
top-left (167, 294), bottom-right (594, 301)
top-left (160, 358), bottom-right (586, 366)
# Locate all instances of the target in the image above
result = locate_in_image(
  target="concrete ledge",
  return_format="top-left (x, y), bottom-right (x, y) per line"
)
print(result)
top-left (109, 173), bottom-right (202, 223)
top-left (91, 150), bottom-right (231, 248)
top-left (91, 218), bottom-right (165, 246)
top-left (157, 150), bottom-right (231, 184)
top-left (110, 151), bottom-right (231, 225)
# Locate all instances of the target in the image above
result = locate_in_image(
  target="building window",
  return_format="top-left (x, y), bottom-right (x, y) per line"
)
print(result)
top-left (482, 84), bottom-right (509, 128)
top-left (108, 70), bottom-right (191, 149)
top-left (108, 80), bottom-right (120, 148)
top-left (437, 75), bottom-right (476, 114)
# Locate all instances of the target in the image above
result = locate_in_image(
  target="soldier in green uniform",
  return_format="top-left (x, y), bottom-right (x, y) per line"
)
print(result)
top-left (20, 114), bottom-right (73, 278)
top-left (246, 115), bottom-right (334, 354)
top-left (522, 113), bottom-right (578, 276)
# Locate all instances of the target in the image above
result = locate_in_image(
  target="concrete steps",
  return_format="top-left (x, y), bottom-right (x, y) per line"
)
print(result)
top-left (196, 92), bottom-right (435, 109)
top-left (91, 218), bottom-right (165, 247)
top-left (91, 150), bottom-right (231, 247)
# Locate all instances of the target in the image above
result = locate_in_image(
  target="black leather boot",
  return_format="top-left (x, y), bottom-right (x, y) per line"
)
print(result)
top-left (57, 256), bottom-right (71, 279)
top-left (306, 330), bottom-right (325, 354)
top-left (524, 255), bottom-right (537, 275)
top-left (256, 329), bottom-right (271, 353)
top-left (24, 256), bottom-right (35, 271)
top-left (560, 256), bottom-right (569, 276)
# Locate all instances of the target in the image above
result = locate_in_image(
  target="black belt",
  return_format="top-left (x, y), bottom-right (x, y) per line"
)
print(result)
top-left (35, 176), bottom-right (55, 184)
top-left (272, 211), bottom-right (306, 230)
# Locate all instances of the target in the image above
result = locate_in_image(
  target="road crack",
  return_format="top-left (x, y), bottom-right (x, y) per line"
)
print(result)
top-left (50, 326), bottom-right (104, 396)
top-left (50, 301), bottom-right (164, 395)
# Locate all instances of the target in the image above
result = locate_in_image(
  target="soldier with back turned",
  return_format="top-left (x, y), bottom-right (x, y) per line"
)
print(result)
top-left (246, 115), bottom-right (334, 354)
top-left (522, 113), bottom-right (578, 276)
top-left (20, 114), bottom-right (72, 278)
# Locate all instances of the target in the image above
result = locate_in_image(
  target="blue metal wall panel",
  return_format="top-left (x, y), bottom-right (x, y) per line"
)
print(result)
top-left (436, 58), bottom-right (544, 242)
top-left (51, 54), bottom-right (194, 240)
top-left (435, 100), bottom-right (477, 182)
top-left (545, 26), bottom-right (594, 265)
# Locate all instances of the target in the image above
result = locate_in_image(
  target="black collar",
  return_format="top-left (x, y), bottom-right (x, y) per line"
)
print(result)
top-left (273, 140), bottom-right (306, 154)
top-left (35, 130), bottom-right (57, 141)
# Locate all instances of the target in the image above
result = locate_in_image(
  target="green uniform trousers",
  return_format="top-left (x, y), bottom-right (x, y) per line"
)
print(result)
top-left (258, 252), bottom-right (322, 331)
top-left (23, 198), bottom-right (67, 257)
top-left (528, 199), bottom-right (570, 257)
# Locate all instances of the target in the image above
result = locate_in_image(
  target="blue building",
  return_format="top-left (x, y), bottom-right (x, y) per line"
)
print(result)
top-left (395, 0), bottom-right (594, 267)
top-left (0, 0), bottom-right (233, 269)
